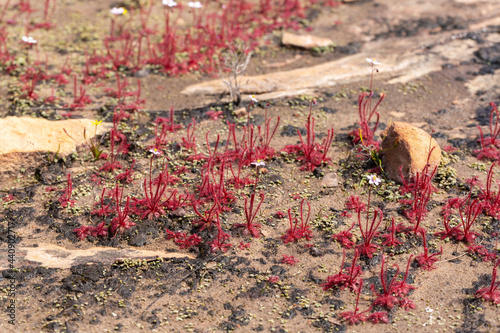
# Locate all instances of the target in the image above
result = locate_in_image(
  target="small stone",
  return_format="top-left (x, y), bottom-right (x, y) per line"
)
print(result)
top-left (380, 122), bottom-right (441, 183)
top-left (133, 68), bottom-right (150, 77)
top-left (259, 167), bottom-right (269, 175)
top-left (309, 247), bottom-right (323, 257)
top-left (233, 107), bottom-right (247, 118)
top-left (321, 172), bottom-right (338, 188)
top-left (282, 32), bottom-right (334, 49)
top-left (170, 207), bottom-right (186, 217)
top-left (389, 111), bottom-right (406, 118)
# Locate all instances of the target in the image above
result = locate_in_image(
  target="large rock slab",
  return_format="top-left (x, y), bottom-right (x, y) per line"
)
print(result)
top-left (380, 122), bottom-right (441, 183)
top-left (6, 244), bottom-right (195, 270)
top-left (181, 37), bottom-right (478, 100)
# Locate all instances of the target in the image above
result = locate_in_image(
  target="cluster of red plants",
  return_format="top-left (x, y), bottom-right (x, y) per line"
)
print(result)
top-left (474, 102), bottom-right (500, 161)
top-left (64, 95), bottom-right (327, 256)
top-left (0, 0), bottom-right (340, 111)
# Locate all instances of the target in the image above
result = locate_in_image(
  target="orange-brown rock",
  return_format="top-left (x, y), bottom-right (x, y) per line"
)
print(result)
top-left (380, 122), bottom-right (441, 183)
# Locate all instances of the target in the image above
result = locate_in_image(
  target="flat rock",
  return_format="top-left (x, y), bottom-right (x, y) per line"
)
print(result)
top-left (0, 117), bottom-right (111, 173)
top-left (181, 36), bottom-right (479, 101)
top-left (282, 32), bottom-right (334, 49)
top-left (380, 122), bottom-right (441, 183)
top-left (9, 244), bottom-right (195, 270)
top-left (0, 117), bottom-right (110, 156)
top-left (465, 69), bottom-right (500, 96)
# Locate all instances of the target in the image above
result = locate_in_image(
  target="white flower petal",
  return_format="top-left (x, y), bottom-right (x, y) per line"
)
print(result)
top-left (163, 0), bottom-right (177, 7)
top-left (187, 1), bottom-right (202, 8)
top-left (251, 160), bottom-right (265, 167)
top-left (22, 36), bottom-right (37, 44)
top-left (110, 7), bottom-right (126, 15)
top-left (366, 58), bottom-right (381, 66)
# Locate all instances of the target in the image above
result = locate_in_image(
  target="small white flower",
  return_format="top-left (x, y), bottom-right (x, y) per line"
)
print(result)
top-left (22, 36), bottom-right (37, 44)
top-left (110, 7), bottom-right (127, 15)
top-left (251, 160), bottom-right (265, 167)
top-left (187, 1), bottom-right (202, 8)
top-left (249, 95), bottom-right (258, 103)
top-left (367, 174), bottom-right (381, 186)
top-left (163, 0), bottom-right (177, 7)
top-left (149, 148), bottom-right (161, 156)
top-left (366, 58), bottom-right (381, 66)
top-left (425, 307), bottom-right (434, 313)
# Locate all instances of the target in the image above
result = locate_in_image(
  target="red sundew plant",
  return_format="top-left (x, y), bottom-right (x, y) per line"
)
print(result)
top-left (370, 256), bottom-right (415, 311)
top-left (282, 199), bottom-right (313, 243)
top-left (415, 231), bottom-right (442, 271)
top-left (104, 73), bottom-right (134, 99)
top-left (467, 244), bottom-right (497, 262)
top-left (150, 107), bottom-right (183, 150)
top-left (192, 201), bottom-right (220, 231)
top-left (110, 184), bottom-right (135, 237)
top-left (115, 159), bottom-right (135, 184)
top-left (349, 91), bottom-right (385, 150)
top-left (322, 249), bottom-right (363, 293)
top-left (331, 230), bottom-right (355, 249)
top-left (356, 187), bottom-right (384, 258)
top-left (381, 217), bottom-right (403, 248)
top-left (474, 102), bottom-right (500, 161)
top-left (206, 109), bottom-right (223, 120)
top-left (30, 0), bottom-right (56, 30)
top-left (345, 195), bottom-right (367, 214)
top-left (59, 173), bottom-right (75, 208)
top-left (477, 163), bottom-right (500, 218)
top-left (338, 280), bottom-right (368, 325)
top-left (331, 195), bottom-right (366, 248)
top-left (476, 258), bottom-right (500, 305)
top-left (132, 154), bottom-right (175, 219)
top-left (122, 80), bottom-right (146, 112)
top-left (435, 206), bottom-right (464, 241)
top-left (233, 191), bottom-right (264, 238)
top-left (282, 101), bottom-right (334, 171)
top-left (398, 149), bottom-right (438, 235)
top-left (456, 196), bottom-right (485, 244)
top-left (209, 215), bottom-right (232, 253)
top-left (349, 59), bottom-right (385, 151)
top-left (181, 118), bottom-right (197, 150)
top-left (65, 75), bottom-right (92, 110)
top-left (91, 187), bottom-right (113, 217)
top-left (227, 160), bottom-right (253, 189)
top-left (165, 229), bottom-right (202, 250)
top-left (281, 255), bottom-right (299, 265)
top-left (439, 183), bottom-right (485, 244)
top-left (255, 104), bottom-right (281, 160)
top-left (99, 129), bottom-right (123, 172)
